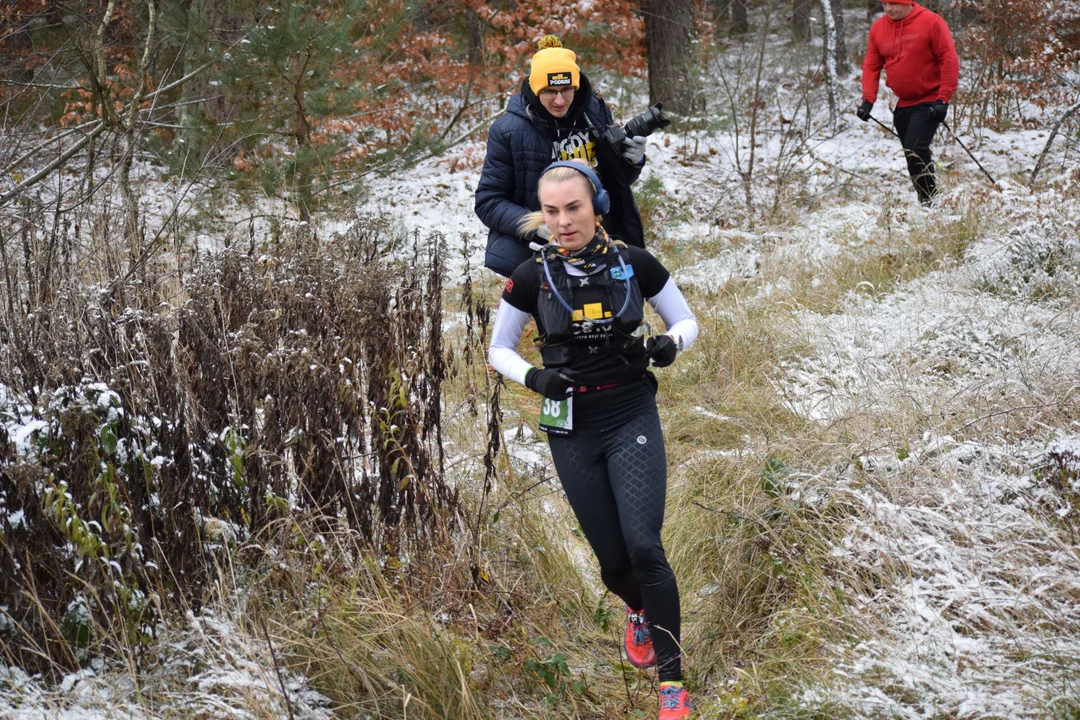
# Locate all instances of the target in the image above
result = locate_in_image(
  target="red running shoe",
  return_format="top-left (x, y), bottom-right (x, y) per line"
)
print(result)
top-left (624, 607), bottom-right (656, 668)
top-left (657, 683), bottom-right (692, 719)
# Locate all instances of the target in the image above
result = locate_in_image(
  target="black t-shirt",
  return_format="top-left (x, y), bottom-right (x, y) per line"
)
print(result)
top-left (502, 246), bottom-right (670, 428)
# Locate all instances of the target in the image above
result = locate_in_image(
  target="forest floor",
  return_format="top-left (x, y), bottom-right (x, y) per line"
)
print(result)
top-left (3, 39), bottom-right (1080, 720)
top-left (352, 66), bottom-right (1080, 717)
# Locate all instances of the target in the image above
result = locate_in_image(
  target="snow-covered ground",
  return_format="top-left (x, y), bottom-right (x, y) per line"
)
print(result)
top-left (1, 608), bottom-right (335, 719)
top-left (345, 78), bottom-right (1080, 716)
top-left (802, 430), bottom-right (1080, 717)
top-left (3, 63), bottom-right (1079, 718)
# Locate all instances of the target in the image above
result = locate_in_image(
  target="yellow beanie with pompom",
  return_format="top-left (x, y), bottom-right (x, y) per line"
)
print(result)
top-left (529, 35), bottom-right (580, 95)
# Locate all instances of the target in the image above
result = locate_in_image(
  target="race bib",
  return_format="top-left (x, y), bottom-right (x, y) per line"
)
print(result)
top-left (539, 396), bottom-right (573, 436)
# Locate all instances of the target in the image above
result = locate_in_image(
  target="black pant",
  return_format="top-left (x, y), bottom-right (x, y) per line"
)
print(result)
top-left (893, 103), bottom-right (942, 205)
top-left (547, 405), bottom-right (682, 681)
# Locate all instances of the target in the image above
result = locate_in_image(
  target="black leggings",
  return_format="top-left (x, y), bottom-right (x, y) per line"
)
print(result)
top-left (548, 405), bottom-right (682, 681)
top-left (893, 102), bottom-right (943, 204)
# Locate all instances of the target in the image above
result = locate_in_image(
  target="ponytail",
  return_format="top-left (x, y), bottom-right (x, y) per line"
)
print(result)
top-left (518, 210), bottom-right (546, 237)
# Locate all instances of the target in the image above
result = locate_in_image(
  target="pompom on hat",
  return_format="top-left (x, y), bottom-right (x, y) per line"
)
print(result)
top-left (529, 35), bottom-right (580, 95)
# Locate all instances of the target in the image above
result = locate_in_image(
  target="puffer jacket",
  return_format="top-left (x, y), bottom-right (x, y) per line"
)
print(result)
top-left (475, 74), bottom-right (645, 277)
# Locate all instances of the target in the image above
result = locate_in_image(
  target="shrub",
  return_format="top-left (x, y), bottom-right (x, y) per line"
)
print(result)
top-left (958, 0), bottom-right (1080, 129)
top-left (0, 212), bottom-right (457, 674)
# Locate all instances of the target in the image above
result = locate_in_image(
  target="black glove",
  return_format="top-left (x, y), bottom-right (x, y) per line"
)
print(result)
top-left (645, 335), bottom-right (678, 368)
top-left (525, 367), bottom-right (575, 400)
top-left (857, 101), bottom-right (873, 122)
top-left (928, 100), bottom-right (948, 122)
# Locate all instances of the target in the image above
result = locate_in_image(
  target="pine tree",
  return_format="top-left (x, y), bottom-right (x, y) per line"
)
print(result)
top-left (218, 0), bottom-right (405, 220)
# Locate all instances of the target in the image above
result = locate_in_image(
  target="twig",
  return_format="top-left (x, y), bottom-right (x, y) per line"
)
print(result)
top-left (959, 399), bottom-right (1070, 432)
top-left (0, 37), bottom-right (231, 206)
top-left (355, 108), bottom-right (505, 180)
top-left (0, 80), bottom-right (90, 92)
top-left (0, 119), bottom-right (102, 178)
top-left (617, 619), bottom-right (634, 705)
top-left (1029, 98), bottom-right (1080, 187)
top-left (260, 617), bottom-right (297, 720)
top-left (0, 121), bottom-right (107, 207)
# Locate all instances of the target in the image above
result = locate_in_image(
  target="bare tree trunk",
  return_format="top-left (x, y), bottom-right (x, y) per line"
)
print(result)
top-left (178, 0), bottom-right (218, 167)
top-left (959, 2), bottom-right (981, 28)
top-left (742, 22), bottom-right (768, 210)
top-left (0, 3), bottom-right (214, 212)
top-left (828, 0), bottom-right (850, 75)
top-left (81, 0), bottom-right (119, 198)
top-left (732, 0), bottom-right (749, 34)
top-left (793, 0), bottom-right (812, 42)
top-left (820, 0), bottom-right (839, 130)
top-left (644, 0), bottom-right (696, 114)
top-left (441, 9), bottom-right (482, 138)
top-left (467, 10), bottom-right (482, 65)
top-left (866, 0), bottom-right (878, 20)
top-left (93, 0), bottom-right (118, 128)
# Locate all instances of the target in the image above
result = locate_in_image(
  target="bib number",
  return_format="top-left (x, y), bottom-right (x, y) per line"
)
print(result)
top-left (539, 396), bottom-right (573, 436)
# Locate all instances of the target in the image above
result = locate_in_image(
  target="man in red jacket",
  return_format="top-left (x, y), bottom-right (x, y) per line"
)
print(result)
top-left (858, 0), bottom-right (959, 205)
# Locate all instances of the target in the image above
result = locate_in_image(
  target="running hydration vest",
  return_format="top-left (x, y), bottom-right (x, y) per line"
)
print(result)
top-left (533, 244), bottom-right (645, 368)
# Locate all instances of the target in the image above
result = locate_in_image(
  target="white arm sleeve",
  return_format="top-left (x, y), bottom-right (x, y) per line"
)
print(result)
top-left (487, 300), bottom-right (535, 386)
top-left (647, 278), bottom-right (699, 351)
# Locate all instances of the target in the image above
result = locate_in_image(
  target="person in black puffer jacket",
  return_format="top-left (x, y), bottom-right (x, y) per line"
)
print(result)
top-left (475, 35), bottom-right (647, 278)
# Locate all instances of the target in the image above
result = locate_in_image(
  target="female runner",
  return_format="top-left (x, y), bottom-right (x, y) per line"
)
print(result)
top-left (487, 160), bottom-right (698, 718)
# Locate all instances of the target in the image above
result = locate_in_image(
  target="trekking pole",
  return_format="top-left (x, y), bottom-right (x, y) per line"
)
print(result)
top-left (869, 114), bottom-right (900, 138)
top-left (942, 120), bottom-right (996, 185)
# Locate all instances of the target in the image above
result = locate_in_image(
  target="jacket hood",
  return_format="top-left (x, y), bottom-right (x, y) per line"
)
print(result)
top-left (884, 3), bottom-right (925, 24)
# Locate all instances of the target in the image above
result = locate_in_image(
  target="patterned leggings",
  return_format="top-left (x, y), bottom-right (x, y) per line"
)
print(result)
top-left (548, 405), bottom-right (682, 681)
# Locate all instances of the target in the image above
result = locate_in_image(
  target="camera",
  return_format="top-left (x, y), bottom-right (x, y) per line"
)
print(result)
top-left (600, 103), bottom-right (672, 148)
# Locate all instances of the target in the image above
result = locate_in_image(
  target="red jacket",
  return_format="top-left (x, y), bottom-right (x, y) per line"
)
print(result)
top-left (861, 4), bottom-right (959, 107)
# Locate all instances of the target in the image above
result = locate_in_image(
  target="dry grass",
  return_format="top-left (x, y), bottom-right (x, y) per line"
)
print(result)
top-left (3, 161), bottom-right (1080, 719)
top-left (639, 178), bottom-right (1080, 715)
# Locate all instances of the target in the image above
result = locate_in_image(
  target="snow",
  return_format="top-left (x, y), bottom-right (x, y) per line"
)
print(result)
top-left (3, 17), bottom-right (1080, 719)
top-left (344, 152), bottom-right (489, 284)
top-left (730, 177), bottom-right (1080, 715)
top-left (791, 431), bottom-right (1080, 717)
top-left (0, 610), bottom-right (334, 720)
top-left (673, 240), bottom-right (761, 292)
top-left (8, 419), bottom-right (47, 455)
top-left (347, 67), bottom-right (1080, 717)
top-left (773, 189), bottom-right (1080, 425)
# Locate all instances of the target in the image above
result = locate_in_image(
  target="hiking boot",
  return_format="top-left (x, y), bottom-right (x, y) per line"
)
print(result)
top-left (624, 607), bottom-right (656, 668)
top-left (657, 683), bottom-right (692, 719)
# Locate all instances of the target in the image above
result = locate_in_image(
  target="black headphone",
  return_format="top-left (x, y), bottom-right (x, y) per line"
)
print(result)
top-left (543, 161), bottom-right (611, 215)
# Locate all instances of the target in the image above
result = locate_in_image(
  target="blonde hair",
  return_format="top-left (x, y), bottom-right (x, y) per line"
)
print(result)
top-left (517, 166), bottom-right (601, 237)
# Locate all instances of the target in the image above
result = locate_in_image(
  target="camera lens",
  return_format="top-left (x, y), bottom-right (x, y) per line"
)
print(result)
top-left (624, 104), bottom-right (671, 139)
